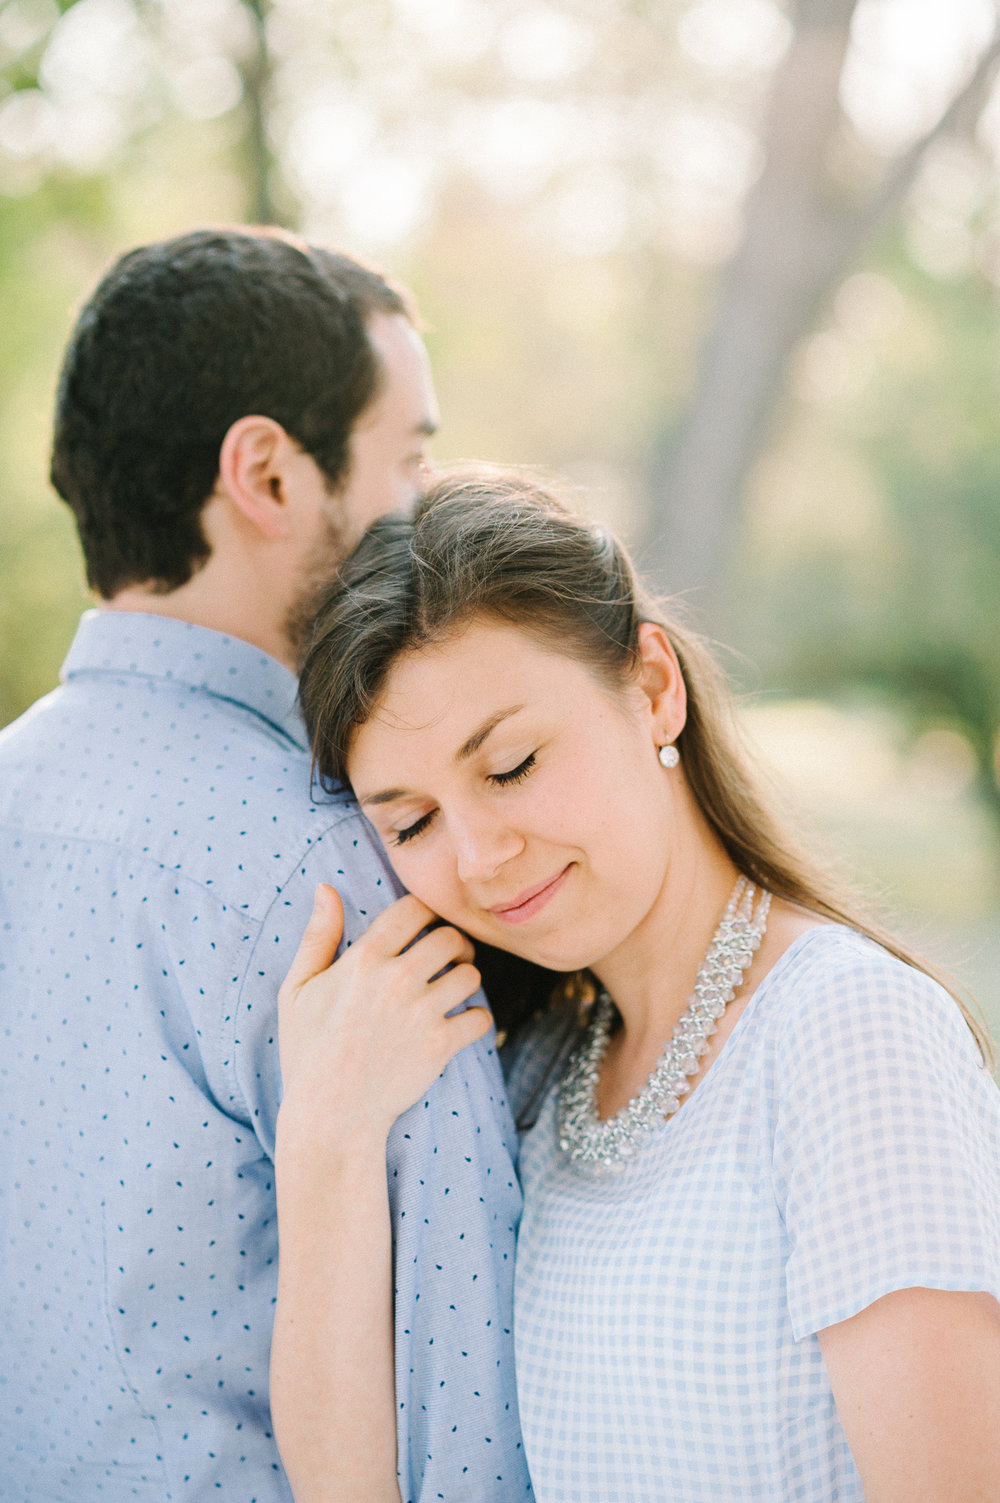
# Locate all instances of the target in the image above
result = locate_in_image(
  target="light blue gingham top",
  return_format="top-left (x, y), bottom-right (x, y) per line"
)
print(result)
top-left (0, 611), bottom-right (531, 1503)
top-left (508, 926), bottom-right (1000, 1502)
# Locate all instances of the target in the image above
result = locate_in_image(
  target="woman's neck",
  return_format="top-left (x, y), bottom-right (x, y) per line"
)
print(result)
top-left (590, 826), bottom-right (829, 1119)
top-left (590, 818), bottom-right (741, 1055)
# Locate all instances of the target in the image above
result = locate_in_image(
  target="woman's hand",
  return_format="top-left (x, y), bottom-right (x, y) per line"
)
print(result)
top-left (277, 884), bottom-right (491, 1149)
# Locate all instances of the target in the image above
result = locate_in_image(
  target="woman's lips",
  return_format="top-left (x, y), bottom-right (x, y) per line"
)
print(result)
top-left (488, 864), bottom-right (572, 925)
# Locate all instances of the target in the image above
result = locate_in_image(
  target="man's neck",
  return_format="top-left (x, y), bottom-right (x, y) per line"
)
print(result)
top-left (102, 586), bottom-right (298, 671)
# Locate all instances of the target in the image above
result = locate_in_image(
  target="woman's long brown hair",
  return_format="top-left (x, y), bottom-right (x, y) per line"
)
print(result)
top-left (299, 468), bottom-right (993, 1067)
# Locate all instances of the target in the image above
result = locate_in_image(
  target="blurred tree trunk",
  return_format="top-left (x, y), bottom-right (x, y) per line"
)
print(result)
top-left (645, 0), bottom-right (1000, 606)
top-left (239, 0), bottom-right (285, 225)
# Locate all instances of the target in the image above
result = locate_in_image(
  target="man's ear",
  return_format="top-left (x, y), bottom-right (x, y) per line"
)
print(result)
top-left (217, 415), bottom-right (297, 540)
top-left (636, 621), bottom-right (687, 744)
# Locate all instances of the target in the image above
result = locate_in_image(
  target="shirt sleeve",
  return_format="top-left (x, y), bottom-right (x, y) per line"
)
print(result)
top-left (232, 805), bottom-right (533, 1503)
top-left (770, 933), bottom-right (1000, 1341)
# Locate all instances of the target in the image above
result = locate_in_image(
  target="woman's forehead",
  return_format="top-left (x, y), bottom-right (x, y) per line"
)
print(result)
top-left (351, 626), bottom-right (580, 760)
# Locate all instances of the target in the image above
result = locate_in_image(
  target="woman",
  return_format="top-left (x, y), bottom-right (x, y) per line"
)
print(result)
top-left (271, 471), bottom-right (1000, 1502)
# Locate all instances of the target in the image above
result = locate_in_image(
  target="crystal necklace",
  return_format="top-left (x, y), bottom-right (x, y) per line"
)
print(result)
top-left (557, 876), bottom-right (771, 1175)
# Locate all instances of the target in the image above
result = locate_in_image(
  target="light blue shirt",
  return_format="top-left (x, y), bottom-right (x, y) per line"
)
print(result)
top-left (508, 927), bottom-right (1000, 1502)
top-left (0, 611), bottom-right (531, 1503)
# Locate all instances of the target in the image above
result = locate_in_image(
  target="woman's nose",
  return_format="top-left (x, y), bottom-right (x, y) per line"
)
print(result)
top-left (453, 813), bottom-right (523, 885)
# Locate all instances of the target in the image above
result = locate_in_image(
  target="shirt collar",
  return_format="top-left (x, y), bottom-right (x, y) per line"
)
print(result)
top-left (61, 610), bottom-right (309, 751)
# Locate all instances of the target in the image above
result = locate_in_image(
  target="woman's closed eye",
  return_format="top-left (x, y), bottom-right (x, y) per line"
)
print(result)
top-left (489, 751), bottom-right (536, 786)
top-left (393, 810), bottom-right (436, 846)
top-left (391, 753), bottom-right (537, 846)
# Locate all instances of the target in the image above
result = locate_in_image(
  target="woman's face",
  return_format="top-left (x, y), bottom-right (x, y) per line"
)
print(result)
top-left (347, 617), bottom-right (688, 975)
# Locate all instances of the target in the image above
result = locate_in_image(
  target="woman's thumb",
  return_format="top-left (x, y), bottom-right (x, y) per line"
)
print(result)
top-left (284, 884), bottom-right (345, 991)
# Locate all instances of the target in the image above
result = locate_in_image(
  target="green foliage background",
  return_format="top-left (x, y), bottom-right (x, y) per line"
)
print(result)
top-left (1, 0), bottom-right (998, 1037)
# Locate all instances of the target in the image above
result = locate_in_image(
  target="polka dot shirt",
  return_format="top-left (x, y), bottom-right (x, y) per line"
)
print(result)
top-left (0, 611), bottom-right (531, 1502)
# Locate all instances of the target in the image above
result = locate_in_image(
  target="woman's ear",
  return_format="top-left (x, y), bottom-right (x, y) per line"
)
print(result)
top-left (636, 621), bottom-right (687, 744)
top-left (216, 415), bottom-right (297, 540)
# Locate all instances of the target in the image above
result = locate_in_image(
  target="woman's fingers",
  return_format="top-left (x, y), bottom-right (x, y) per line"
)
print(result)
top-left (278, 895), bottom-right (491, 1140)
top-left (346, 894), bottom-right (475, 983)
top-left (400, 922), bottom-right (476, 983)
top-left (363, 892), bottom-right (440, 956)
top-left (443, 999), bottom-right (493, 1056)
top-left (281, 888), bottom-right (470, 996)
top-left (282, 884), bottom-right (345, 993)
top-left (426, 960), bottom-right (484, 1018)
top-left (410, 966), bottom-right (491, 1078)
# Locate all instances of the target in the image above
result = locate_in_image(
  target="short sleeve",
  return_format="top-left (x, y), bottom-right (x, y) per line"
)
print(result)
top-left (771, 935), bottom-right (1000, 1340)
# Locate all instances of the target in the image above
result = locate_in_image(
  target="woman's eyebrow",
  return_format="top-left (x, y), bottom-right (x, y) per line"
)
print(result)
top-left (362, 787), bottom-right (408, 807)
top-left (359, 705), bottom-right (525, 807)
top-left (456, 706), bottom-right (523, 762)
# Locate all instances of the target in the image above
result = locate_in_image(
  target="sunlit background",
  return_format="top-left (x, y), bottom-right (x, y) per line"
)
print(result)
top-left (2, 0), bottom-right (999, 1042)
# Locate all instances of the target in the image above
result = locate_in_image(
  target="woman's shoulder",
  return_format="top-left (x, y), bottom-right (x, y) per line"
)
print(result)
top-left (760, 922), bottom-right (960, 1014)
top-left (754, 922), bottom-right (992, 1085)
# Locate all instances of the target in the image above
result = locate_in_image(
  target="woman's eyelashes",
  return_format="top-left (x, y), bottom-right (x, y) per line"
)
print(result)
top-left (393, 810), bottom-right (435, 846)
top-left (391, 752), bottom-right (539, 846)
top-left (488, 751), bottom-right (537, 786)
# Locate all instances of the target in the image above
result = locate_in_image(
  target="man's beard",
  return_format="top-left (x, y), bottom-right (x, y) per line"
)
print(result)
top-left (283, 498), bottom-right (355, 670)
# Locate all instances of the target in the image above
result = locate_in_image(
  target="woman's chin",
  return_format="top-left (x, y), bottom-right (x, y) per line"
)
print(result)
top-left (488, 929), bottom-right (606, 976)
top-left (455, 897), bottom-right (615, 973)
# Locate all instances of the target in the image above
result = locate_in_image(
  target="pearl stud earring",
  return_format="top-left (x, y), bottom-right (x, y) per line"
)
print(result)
top-left (658, 743), bottom-right (680, 768)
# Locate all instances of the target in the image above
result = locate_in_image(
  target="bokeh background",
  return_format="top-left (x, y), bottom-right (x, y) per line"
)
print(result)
top-left (2, 0), bottom-right (999, 1042)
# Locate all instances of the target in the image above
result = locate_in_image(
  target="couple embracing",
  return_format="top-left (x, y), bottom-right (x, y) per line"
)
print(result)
top-left (2, 226), bottom-right (998, 1503)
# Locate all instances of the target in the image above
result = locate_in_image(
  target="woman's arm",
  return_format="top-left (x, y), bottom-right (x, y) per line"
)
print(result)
top-left (270, 884), bottom-right (490, 1503)
top-left (819, 1286), bottom-right (1000, 1502)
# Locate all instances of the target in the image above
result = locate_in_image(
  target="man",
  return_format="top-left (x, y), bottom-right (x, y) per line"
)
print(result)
top-left (0, 228), bottom-right (531, 1502)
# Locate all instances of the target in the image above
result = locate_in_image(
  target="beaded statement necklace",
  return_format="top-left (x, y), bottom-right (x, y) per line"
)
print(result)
top-left (557, 876), bottom-right (771, 1175)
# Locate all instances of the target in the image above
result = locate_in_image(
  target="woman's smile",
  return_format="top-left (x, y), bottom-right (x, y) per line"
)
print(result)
top-left (487, 863), bottom-right (575, 925)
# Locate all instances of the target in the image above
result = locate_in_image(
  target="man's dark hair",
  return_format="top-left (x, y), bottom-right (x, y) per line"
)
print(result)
top-left (50, 226), bottom-right (411, 597)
